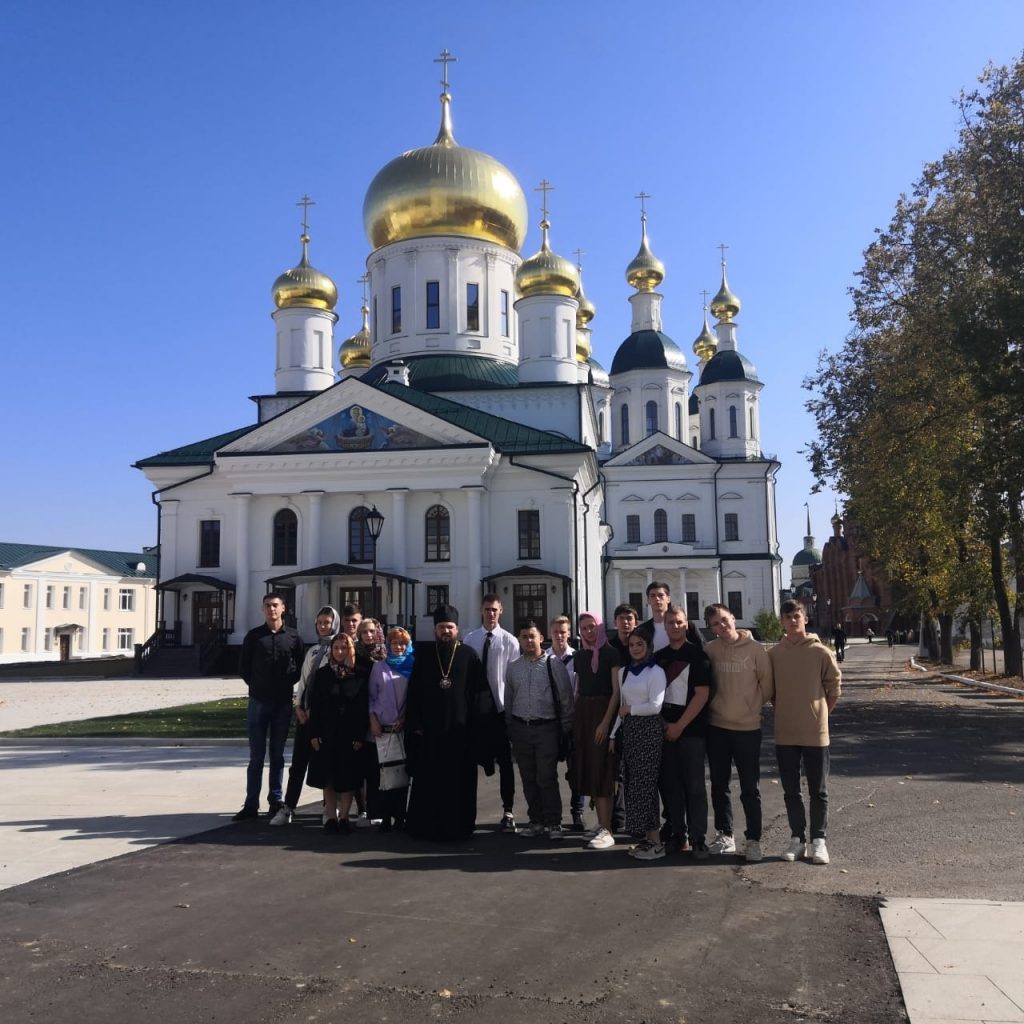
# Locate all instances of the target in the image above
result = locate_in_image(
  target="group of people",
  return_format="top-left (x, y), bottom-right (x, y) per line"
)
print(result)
top-left (236, 582), bottom-right (841, 865)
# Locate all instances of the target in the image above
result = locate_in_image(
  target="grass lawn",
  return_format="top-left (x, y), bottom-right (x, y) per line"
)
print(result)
top-left (0, 697), bottom-right (250, 738)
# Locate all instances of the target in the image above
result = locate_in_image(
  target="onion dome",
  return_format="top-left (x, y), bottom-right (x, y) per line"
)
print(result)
top-left (362, 90), bottom-right (528, 252)
top-left (588, 356), bottom-right (610, 388)
top-left (625, 212), bottom-right (665, 292)
top-left (339, 303), bottom-right (371, 370)
top-left (575, 328), bottom-right (592, 363)
top-left (710, 263), bottom-right (741, 322)
top-left (575, 280), bottom-right (596, 327)
top-left (692, 311), bottom-right (718, 361)
top-left (516, 217), bottom-right (580, 298)
top-left (698, 348), bottom-right (760, 385)
top-left (272, 234), bottom-right (338, 311)
top-left (574, 274), bottom-right (596, 363)
top-left (792, 546), bottom-right (822, 567)
top-left (611, 330), bottom-right (687, 375)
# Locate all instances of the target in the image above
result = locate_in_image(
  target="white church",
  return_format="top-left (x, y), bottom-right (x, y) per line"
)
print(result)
top-left (136, 62), bottom-right (782, 648)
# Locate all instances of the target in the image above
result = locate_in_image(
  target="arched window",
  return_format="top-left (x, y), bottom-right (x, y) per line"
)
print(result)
top-left (674, 402), bottom-right (682, 440)
top-left (646, 400), bottom-right (658, 436)
top-left (349, 506), bottom-right (373, 564)
top-left (709, 408), bottom-right (716, 440)
top-left (654, 508), bottom-right (668, 543)
top-left (620, 405), bottom-right (630, 446)
top-left (729, 405), bottom-right (738, 438)
top-left (425, 505), bottom-right (451, 562)
top-left (272, 509), bottom-right (298, 566)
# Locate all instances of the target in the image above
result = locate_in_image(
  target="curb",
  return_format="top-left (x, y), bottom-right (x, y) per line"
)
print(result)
top-left (0, 736), bottom-right (250, 748)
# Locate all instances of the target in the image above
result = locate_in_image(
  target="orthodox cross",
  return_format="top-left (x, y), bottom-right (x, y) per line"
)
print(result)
top-left (434, 49), bottom-right (456, 90)
top-left (700, 288), bottom-right (710, 313)
top-left (718, 241), bottom-right (729, 267)
top-left (635, 191), bottom-right (651, 217)
top-left (358, 273), bottom-right (370, 307)
top-left (296, 194), bottom-right (315, 234)
top-left (534, 179), bottom-right (554, 221)
top-left (573, 247), bottom-right (585, 271)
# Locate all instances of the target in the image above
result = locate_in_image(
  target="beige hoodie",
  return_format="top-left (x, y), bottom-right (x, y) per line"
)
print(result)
top-left (769, 632), bottom-right (841, 746)
top-left (705, 629), bottom-right (774, 731)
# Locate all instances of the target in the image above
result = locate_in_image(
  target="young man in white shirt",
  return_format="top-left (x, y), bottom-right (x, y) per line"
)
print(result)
top-left (464, 594), bottom-right (521, 830)
top-left (641, 582), bottom-right (672, 653)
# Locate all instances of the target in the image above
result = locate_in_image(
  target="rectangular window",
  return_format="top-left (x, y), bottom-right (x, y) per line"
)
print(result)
top-left (513, 583), bottom-right (547, 628)
top-left (63, 586), bottom-right (71, 609)
top-left (79, 586), bottom-right (87, 609)
top-left (518, 509), bottom-right (541, 560)
top-left (681, 513), bottom-right (696, 543)
top-left (23, 584), bottom-right (32, 608)
top-left (391, 286), bottom-right (402, 334)
top-left (466, 282), bottom-right (480, 331)
top-left (102, 628), bottom-right (111, 652)
top-left (21, 627), bottom-right (31, 652)
top-left (727, 591), bottom-right (743, 619)
top-left (103, 588), bottom-right (111, 611)
top-left (500, 290), bottom-right (509, 336)
top-left (426, 281), bottom-right (440, 329)
top-left (724, 513), bottom-right (739, 542)
top-left (45, 585), bottom-right (54, 609)
top-left (117, 627), bottom-right (134, 651)
top-left (628, 592), bottom-right (644, 616)
top-left (626, 514), bottom-right (641, 544)
top-left (199, 520), bottom-right (221, 568)
top-left (686, 591), bottom-right (700, 623)
top-left (654, 510), bottom-right (668, 543)
top-left (426, 585), bottom-right (449, 614)
top-left (44, 628), bottom-right (53, 652)
top-left (119, 588), bottom-right (135, 612)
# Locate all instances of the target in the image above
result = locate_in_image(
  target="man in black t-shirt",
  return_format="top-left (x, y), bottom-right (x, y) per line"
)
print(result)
top-left (656, 604), bottom-right (712, 857)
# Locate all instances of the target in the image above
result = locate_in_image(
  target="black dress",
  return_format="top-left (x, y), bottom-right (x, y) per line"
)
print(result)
top-left (404, 641), bottom-right (498, 841)
top-left (306, 660), bottom-right (369, 792)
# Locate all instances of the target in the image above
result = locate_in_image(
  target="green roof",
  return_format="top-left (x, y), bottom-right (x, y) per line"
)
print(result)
top-left (135, 425), bottom-right (257, 468)
top-left (361, 354), bottom-right (519, 391)
top-left (376, 381), bottom-right (589, 454)
top-left (0, 542), bottom-right (156, 578)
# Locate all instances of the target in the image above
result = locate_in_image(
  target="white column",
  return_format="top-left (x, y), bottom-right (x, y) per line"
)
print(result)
top-left (466, 488), bottom-right (483, 612)
top-left (678, 569), bottom-right (687, 606)
top-left (305, 492), bottom-right (323, 568)
top-left (391, 489), bottom-right (408, 576)
top-left (232, 493), bottom-right (252, 642)
top-left (161, 500), bottom-right (179, 583)
top-left (610, 567), bottom-right (623, 611)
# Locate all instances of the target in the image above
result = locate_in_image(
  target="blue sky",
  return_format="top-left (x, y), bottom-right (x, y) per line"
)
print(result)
top-left (2, 0), bottom-right (1022, 578)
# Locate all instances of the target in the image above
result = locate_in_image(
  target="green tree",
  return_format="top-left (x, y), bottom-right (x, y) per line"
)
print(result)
top-left (753, 609), bottom-right (783, 643)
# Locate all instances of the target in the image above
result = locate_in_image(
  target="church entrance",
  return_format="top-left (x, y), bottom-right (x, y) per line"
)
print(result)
top-left (340, 586), bottom-right (380, 620)
top-left (59, 633), bottom-right (71, 662)
top-left (512, 584), bottom-right (547, 630)
top-left (193, 591), bottom-right (226, 645)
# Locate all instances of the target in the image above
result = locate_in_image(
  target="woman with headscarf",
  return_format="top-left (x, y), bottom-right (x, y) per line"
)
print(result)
top-left (618, 627), bottom-right (667, 860)
top-left (367, 626), bottom-right (415, 831)
top-left (306, 633), bottom-right (370, 834)
top-left (572, 612), bottom-right (621, 850)
top-left (352, 617), bottom-right (386, 825)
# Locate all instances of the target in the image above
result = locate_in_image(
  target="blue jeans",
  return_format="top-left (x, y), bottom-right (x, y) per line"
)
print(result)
top-left (245, 697), bottom-right (293, 810)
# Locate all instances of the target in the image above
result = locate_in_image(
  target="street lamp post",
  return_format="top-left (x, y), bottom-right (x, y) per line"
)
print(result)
top-left (825, 597), bottom-right (832, 637)
top-left (365, 505), bottom-right (386, 622)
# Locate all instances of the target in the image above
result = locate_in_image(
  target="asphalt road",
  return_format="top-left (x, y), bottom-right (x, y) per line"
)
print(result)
top-left (0, 642), bottom-right (1020, 1024)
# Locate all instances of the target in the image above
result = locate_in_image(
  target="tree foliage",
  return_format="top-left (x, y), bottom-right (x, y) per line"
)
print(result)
top-left (805, 56), bottom-right (1023, 674)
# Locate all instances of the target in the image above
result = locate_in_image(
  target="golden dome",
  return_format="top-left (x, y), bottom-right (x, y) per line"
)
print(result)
top-left (575, 279), bottom-right (596, 327)
top-left (575, 327), bottom-right (592, 364)
top-left (363, 92), bottom-right (528, 252)
top-left (516, 220), bottom-right (580, 298)
top-left (692, 311), bottom-right (718, 362)
top-left (272, 234), bottom-right (338, 311)
top-left (625, 213), bottom-right (665, 292)
top-left (710, 264), bottom-right (741, 322)
top-left (339, 304), bottom-right (371, 370)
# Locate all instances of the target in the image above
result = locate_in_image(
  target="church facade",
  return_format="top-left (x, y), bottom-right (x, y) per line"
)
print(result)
top-left (136, 70), bottom-right (782, 644)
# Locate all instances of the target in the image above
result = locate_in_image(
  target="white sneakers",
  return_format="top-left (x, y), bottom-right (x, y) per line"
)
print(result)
top-left (587, 828), bottom-right (615, 850)
top-left (744, 839), bottom-right (763, 863)
top-left (708, 831), bottom-right (737, 855)
top-left (269, 805), bottom-right (293, 826)
top-left (782, 836), bottom-right (830, 864)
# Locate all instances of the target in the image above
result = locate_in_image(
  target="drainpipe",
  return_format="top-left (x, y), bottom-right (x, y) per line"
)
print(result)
top-left (578, 471), bottom-right (604, 613)
top-left (712, 461), bottom-right (724, 601)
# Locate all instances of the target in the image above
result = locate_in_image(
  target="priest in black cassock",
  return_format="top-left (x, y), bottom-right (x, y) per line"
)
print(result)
top-left (405, 605), bottom-right (500, 841)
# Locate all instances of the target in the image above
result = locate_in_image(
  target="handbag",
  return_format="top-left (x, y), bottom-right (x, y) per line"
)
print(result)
top-left (545, 657), bottom-right (574, 762)
top-left (375, 730), bottom-right (409, 791)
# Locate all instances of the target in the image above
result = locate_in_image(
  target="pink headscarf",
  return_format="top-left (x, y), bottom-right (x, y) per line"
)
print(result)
top-left (578, 610), bottom-right (609, 674)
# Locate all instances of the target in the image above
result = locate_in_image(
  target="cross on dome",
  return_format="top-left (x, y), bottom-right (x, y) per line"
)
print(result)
top-left (434, 48), bottom-right (457, 92)
top-left (534, 179), bottom-right (555, 224)
top-left (296, 194), bottom-right (315, 236)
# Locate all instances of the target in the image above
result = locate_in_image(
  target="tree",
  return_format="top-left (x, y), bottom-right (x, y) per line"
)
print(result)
top-left (753, 609), bottom-right (783, 643)
top-left (805, 55), bottom-right (1022, 675)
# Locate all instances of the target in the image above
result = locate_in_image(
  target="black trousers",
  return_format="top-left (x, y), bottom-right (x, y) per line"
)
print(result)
top-left (283, 718), bottom-right (311, 811)
top-left (495, 718), bottom-right (516, 812)
top-left (706, 725), bottom-right (762, 841)
top-left (776, 744), bottom-right (830, 841)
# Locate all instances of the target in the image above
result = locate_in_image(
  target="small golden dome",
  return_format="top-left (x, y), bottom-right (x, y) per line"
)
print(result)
top-left (339, 304), bottom-right (371, 370)
top-left (516, 220), bottom-right (580, 298)
top-left (710, 265), bottom-right (741, 322)
top-left (626, 213), bottom-right (665, 292)
top-left (272, 234), bottom-right (338, 311)
top-left (575, 327), bottom-right (592, 364)
top-left (362, 92), bottom-right (528, 252)
top-left (575, 279), bottom-right (596, 327)
top-left (692, 311), bottom-right (718, 362)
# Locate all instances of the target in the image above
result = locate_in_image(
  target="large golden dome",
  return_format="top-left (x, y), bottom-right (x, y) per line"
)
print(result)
top-left (272, 234), bottom-right (338, 311)
top-left (625, 213), bottom-right (665, 292)
top-left (363, 92), bottom-right (528, 252)
top-left (516, 220), bottom-right (580, 299)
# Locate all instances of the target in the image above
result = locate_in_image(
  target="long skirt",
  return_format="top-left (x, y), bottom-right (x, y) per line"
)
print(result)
top-left (622, 714), bottom-right (663, 835)
top-left (571, 695), bottom-right (616, 798)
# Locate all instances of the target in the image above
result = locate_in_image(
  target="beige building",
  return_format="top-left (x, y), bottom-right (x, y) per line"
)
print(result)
top-left (0, 543), bottom-right (156, 663)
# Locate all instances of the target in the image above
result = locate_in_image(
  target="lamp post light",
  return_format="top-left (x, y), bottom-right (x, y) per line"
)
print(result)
top-left (825, 597), bottom-right (832, 638)
top-left (365, 505), bottom-right (386, 621)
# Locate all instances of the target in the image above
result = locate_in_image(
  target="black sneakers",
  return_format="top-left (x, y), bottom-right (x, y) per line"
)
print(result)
top-left (232, 806), bottom-right (259, 822)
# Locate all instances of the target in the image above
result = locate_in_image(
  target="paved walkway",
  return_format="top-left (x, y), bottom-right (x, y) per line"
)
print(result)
top-left (0, 649), bottom-right (1021, 1023)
